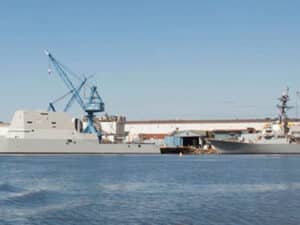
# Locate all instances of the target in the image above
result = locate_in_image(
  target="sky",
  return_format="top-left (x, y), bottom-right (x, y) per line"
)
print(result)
top-left (1, 0), bottom-right (300, 121)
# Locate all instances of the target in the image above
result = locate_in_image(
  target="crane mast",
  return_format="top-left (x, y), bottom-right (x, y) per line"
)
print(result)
top-left (45, 50), bottom-right (105, 136)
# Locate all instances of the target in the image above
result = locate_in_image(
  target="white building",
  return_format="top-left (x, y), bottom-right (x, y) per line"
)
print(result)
top-left (124, 119), bottom-right (278, 142)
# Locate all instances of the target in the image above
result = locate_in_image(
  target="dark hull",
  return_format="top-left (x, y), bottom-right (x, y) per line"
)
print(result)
top-left (210, 139), bottom-right (300, 154)
top-left (160, 147), bottom-right (217, 154)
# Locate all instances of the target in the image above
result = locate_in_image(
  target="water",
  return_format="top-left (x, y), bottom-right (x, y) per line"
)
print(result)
top-left (1, 155), bottom-right (300, 225)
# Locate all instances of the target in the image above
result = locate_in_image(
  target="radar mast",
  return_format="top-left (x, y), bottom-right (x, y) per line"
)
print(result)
top-left (276, 87), bottom-right (292, 134)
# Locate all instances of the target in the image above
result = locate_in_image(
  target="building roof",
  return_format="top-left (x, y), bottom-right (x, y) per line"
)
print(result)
top-left (170, 130), bottom-right (208, 137)
top-left (127, 118), bottom-right (300, 124)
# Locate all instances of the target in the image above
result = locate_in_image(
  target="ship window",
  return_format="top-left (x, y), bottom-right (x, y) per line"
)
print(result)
top-left (52, 126), bottom-right (56, 128)
top-left (27, 121), bottom-right (33, 124)
top-left (51, 122), bottom-right (56, 124)
top-left (40, 113), bottom-right (48, 116)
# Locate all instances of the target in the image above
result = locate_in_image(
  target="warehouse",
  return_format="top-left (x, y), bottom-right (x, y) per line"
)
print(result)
top-left (124, 119), bottom-right (271, 142)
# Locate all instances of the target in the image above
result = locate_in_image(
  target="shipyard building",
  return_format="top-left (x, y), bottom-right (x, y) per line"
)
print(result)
top-left (98, 118), bottom-right (300, 144)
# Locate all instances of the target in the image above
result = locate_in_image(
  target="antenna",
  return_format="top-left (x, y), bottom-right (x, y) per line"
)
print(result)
top-left (276, 87), bottom-right (292, 135)
top-left (296, 91), bottom-right (300, 118)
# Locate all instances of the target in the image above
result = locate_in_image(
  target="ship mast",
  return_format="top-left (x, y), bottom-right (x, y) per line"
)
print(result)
top-left (277, 87), bottom-right (292, 135)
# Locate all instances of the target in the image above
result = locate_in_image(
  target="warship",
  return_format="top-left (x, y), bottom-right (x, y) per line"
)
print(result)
top-left (0, 110), bottom-right (160, 154)
top-left (210, 88), bottom-right (300, 154)
top-left (0, 51), bottom-right (160, 154)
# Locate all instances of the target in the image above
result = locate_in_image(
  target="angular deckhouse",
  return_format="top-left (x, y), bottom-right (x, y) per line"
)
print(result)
top-left (0, 110), bottom-right (160, 154)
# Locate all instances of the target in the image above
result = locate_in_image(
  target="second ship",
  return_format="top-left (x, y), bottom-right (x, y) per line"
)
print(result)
top-left (210, 88), bottom-right (300, 154)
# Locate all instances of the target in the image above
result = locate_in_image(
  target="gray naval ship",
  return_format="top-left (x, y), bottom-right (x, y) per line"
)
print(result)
top-left (0, 110), bottom-right (159, 154)
top-left (210, 88), bottom-right (300, 154)
top-left (0, 51), bottom-right (160, 154)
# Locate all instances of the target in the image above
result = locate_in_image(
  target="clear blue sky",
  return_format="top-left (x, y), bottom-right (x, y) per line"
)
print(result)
top-left (1, 0), bottom-right (300, 121)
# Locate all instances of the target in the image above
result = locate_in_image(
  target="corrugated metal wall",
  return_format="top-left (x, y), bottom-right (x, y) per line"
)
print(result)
top-left (164, 136), bottom-right (182, 147)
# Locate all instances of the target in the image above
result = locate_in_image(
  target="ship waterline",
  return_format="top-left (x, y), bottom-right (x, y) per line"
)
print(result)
top-left (0, 137), bottom-right (159, 154)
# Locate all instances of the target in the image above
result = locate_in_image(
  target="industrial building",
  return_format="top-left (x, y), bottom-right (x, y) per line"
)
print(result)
top-left (123, 119), bottom-right (273, 143)
top-left (164, 130), bottom-right (208, 148)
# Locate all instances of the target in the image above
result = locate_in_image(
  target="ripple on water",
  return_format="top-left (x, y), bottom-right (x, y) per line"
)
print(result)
top-left (1, 155), bottom-right (300, 225)
top-left (98, 182), bottom-right (300, 195)
top-left (0, 183), bottom-right (23, 193)
top-left (5, 190), bottom-right (59, 206)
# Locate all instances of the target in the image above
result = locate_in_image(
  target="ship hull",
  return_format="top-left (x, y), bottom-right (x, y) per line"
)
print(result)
top-left (210, 139), bottom-right (300, 154)
top-left (0, 137), bottom-right (160, 154)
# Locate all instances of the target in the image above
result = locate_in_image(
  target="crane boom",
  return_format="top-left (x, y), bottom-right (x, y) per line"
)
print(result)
top-left (45, 50), bottom-right (86, 109)
top-left (64, 78), bottom-right (87, 112)
top-left (45, 50), bottom-right (105, 136)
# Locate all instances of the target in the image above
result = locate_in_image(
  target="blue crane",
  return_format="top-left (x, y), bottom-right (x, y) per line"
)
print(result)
top-left (48, 78), bottom-right (87, 112)
top-left (45, 50), bottom-right (105, 135)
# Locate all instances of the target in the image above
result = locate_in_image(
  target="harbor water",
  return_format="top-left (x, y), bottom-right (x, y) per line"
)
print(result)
top-left (1, 154), bottom-right (300, 225)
